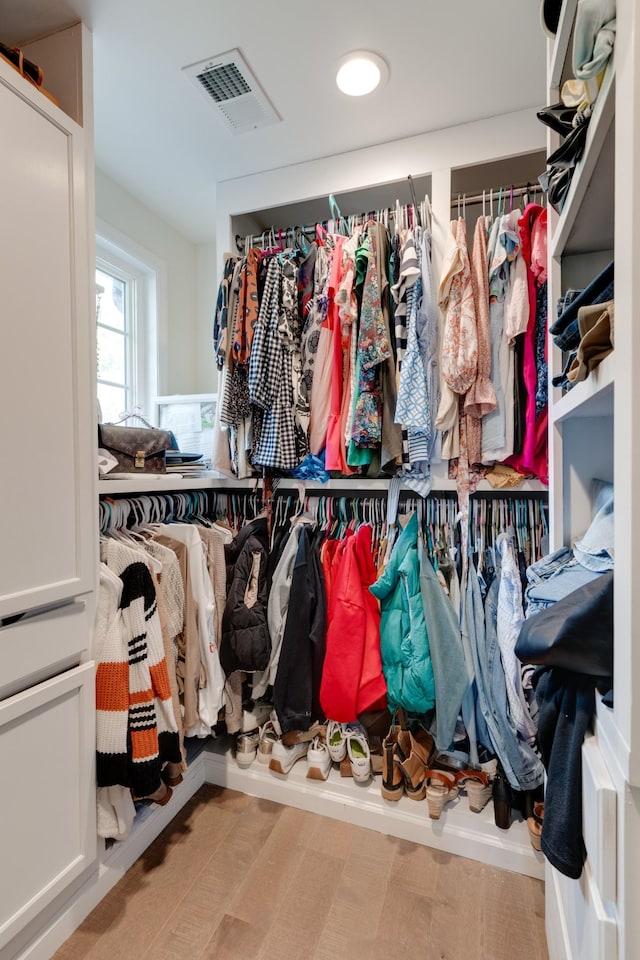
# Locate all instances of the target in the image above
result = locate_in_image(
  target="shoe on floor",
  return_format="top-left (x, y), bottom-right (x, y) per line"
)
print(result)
top-left (347, 731), bottom-right (371, 783)
top-left (242, 700), bottom-right (273, 732)
top-left (257, 720), bottom-right (279, 764)
top-left (235, 729), bottom-right (260, 768)
top-left (269, 739), bottom-right (309, 775)
top-left (326, 720), bottom-right (347, 762)
top-left (306, 736), bottom-right (332, 781)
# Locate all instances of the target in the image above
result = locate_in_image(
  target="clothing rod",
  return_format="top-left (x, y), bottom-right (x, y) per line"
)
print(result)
top-left (236, 197), bottom-right (429, 249)
top-left (451, 184), bottom-right (544, 207)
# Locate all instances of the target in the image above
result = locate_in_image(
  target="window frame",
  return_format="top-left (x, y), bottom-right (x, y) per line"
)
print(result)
top-left (95, 222), bottom-right (167, 422)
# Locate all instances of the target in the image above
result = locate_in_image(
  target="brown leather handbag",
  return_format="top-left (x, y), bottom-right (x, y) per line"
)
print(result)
top-left (98, 424), bottom-right (173, 475)
top-left (0, 40), bottom-right (58, 105)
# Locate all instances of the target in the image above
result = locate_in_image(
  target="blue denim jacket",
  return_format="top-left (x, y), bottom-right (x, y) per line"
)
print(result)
top-left (467, 562), bottom-right (544, 791)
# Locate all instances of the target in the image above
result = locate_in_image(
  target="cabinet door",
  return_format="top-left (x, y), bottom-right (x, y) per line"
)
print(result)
top-left (0, 64), bottom-right (96, 619)
top-left (0, 661), bottom-right (96, 951)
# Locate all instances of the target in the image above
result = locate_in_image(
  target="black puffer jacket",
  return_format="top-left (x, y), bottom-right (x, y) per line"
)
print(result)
top-left (220, 517), bottom-right (271, 675)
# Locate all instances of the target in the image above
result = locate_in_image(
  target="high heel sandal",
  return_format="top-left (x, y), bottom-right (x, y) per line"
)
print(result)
top-left (424, 770), bottom-right (459, 820)
top-left (456, 770), bottom-right (492, 813)
top-left (394, 728), bottom-right (436, 801)
top-left (381, 716), bottom-right (411, 801)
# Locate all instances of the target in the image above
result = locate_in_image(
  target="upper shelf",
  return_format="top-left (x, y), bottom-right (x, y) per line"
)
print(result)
top-left (550, 62), bottom-right (615, 259)
top-left (549, 0), bottom-right (579, 91)
top-left (98, 474), bottom-right (548, 497)
top-left (550, 352), bottom-right (614, 423)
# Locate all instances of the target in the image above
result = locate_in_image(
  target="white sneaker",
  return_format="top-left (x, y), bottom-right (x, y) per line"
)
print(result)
top-left (326, 720), bottom-right (347, 762)
top-left (235, 729), bottom-right (260, 768)
top-left (242, 700), bottom-right (273, 732)
top-left (269, 739), bottom-right (308, 775)
top-left (347, 731), bottom-right (371, 783)
top-left (257, 720), bottom-right (279, 764)
top-left (306, 736), bottom-right (332, 781)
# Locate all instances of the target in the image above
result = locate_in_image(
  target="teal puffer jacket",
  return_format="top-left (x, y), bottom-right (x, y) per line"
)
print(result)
top-left (370, 513), bottom-right (435, 714)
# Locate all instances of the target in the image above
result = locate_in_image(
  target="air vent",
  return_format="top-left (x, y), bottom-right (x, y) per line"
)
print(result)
top-left (182, 48), bottom-right (280, 135)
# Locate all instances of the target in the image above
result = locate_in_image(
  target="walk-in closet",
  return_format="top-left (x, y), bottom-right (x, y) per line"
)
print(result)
top-left (0, 1), bottom-right (631, 959)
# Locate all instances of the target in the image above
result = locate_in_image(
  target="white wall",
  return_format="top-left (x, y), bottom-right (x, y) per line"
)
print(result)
top-left (195, 241), bottom-right (218, 394)
top-left (95, 168), bottom-right (216, 396)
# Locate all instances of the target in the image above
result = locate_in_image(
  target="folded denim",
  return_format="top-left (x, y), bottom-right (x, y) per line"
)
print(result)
top-left (552, 350), bottom-right (578, 390)
top-left (573, 481), bottom-right (614, 572)
top-left (524, 545), bottom-right (603, 618)
top-left (550, 260), bottom-right (614, 350)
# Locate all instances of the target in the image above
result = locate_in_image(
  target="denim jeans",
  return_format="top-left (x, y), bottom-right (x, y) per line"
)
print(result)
top-left (550, 260), bottom-right (614, 351)
top-left (573, 481), bottom-right (614, 572)
top-left (525, 547), bottom-right (602, 616)
top-left (468, 563), bottom-right (544, 791)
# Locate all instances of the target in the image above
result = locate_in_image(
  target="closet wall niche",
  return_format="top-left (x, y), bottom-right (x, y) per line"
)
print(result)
top-left (231, 174), bottom-right (432, 251)
top-left (449, 151), bottom-right (547, 229)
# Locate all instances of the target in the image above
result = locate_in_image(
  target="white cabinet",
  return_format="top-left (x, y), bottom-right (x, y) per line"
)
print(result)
top-left (0, 43), bottom-right (96, 620)
top-left (0, 22), bottom-right (98, 960)
top-left (0, 662), bottom-right (96, 952)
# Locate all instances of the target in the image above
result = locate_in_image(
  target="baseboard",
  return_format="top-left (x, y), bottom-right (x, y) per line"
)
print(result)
top-left (203, 739), bottom-right (545, 880)
top-left (7, 756), bottom-right (206, 960)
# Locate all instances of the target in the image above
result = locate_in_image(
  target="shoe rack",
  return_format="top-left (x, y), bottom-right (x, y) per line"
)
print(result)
top-left (202, 739), bottom-right (544, 880)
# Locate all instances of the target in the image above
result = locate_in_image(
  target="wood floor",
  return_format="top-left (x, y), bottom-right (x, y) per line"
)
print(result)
top-left (53, 786), bottom-right (548, 960)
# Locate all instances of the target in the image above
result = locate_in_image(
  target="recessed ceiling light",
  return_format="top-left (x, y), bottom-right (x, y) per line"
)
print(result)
top-left (336, 51), bottom-right (388, 97)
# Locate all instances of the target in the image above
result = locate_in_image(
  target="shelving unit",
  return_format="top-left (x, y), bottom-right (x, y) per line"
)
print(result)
top-left (548, 0), bottom-right (578, 90)
top-left (551, 62), bottom-right (616, 259)
top-left (98, 472), bottom-right (548, 498)
top-left (550, 352), bottom-right (614, 424)
top-left (544, 0), bottom-right (633, 955)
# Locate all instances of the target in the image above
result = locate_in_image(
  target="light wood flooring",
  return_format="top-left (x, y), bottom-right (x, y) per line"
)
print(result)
top-left (53, 786), bottom-right (548, 960)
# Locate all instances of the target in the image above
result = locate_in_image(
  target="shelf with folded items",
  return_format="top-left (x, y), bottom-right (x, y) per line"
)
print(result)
top-left (549, 0), bottom-right (579, 91)
top-left (550, 351), bottom-right (614, 423)
top-left (550, 62), bottom-right (616, 259)
top-left (203, 738), bottom-right (544, 880)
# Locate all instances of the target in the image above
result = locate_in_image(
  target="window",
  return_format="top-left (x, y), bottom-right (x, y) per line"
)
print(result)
top-left (96, 264), bottom-right (134, 423)
top-left (95, 230), bottom-right (161, 425)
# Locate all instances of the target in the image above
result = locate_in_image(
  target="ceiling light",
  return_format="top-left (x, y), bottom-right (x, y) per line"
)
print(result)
top-left (336, 51), bottom-right (388, 97)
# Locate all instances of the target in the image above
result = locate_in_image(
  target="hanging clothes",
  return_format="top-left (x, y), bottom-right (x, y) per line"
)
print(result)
top-left (97, 541), bottom-right (181, 798)
top-left (320, 524), bottom-right (387, 722)
top-left (274, 525), bottom-right (327, 732)
top-left (370, 513), bottom-right (435, 714)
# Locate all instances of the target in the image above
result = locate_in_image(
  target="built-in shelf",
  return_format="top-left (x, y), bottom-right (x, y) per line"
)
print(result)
top-left (549, 0), bottom-right (579, 91)
top-left (551, 63), bottom-right (616, 258)
top-left (98, 474), bottom-right (548, 498)
top-left (203, 738), bottom-right (544, 880)
top-left (550, 352), bottom-right (614, 423)
top-left (98, 473), bottom-right (245, 495)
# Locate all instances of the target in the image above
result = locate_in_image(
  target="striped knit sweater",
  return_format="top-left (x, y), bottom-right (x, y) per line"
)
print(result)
top-left (97, 542), bottom-right (181, 798)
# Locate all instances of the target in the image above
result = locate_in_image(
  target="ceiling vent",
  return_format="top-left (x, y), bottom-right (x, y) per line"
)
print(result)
top-left (182, 49), bottom-right (280, 135)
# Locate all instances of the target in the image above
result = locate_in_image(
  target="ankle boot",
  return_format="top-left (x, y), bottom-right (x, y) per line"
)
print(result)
top-left (492, 766), bottom-right (512, 830)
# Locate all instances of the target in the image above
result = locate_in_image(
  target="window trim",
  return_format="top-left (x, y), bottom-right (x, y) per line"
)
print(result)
top-left (95, 218), bottom-right (168, 421)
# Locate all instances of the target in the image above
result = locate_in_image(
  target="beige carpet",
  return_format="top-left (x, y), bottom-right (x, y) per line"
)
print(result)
top-left (53, 785), bottom-right (548, 960)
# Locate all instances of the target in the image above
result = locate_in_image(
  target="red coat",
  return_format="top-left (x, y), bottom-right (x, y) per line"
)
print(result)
top-left (320, 525), bottom-right (387, 722)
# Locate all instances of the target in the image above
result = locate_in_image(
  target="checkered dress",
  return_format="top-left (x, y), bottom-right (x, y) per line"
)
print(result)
top-left (248, 258), bottom-right (303, 470)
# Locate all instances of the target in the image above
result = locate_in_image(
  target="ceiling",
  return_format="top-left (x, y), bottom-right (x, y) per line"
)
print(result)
top-left (3, 0), bottom-right (547, 244)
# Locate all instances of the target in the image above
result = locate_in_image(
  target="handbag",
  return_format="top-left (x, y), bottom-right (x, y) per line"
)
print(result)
top-left (98, 423), bottom-right (172, 474)
top-left (0, 40), bottom-right (59, 105)
top-left (516, 572), bottom-right (613, 677)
